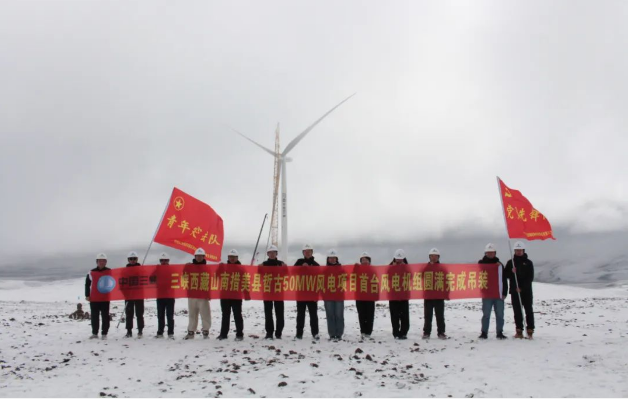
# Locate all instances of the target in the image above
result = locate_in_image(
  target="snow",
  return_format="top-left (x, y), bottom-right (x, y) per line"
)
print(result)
top-left (1, 279), bottom-right (627, 397)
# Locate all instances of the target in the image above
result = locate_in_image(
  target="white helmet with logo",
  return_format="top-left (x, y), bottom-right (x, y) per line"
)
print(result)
top-left (302, 244), bottom-right (314, 251)
top-left (394, 249), bottom-right (406, 260)
top-left (96, 253), bottom-right (107, 260)
top-left (194, 248), bottom-right (206, 256)
top-left (360, 251), bottom-right (370, 259)
top-left (513, 241), bottom-right (526, 250)
top-left (159, 252), bottom-right (170, 260)
top-left (429, 248), bottom-right (440, 256)
top-left (484, 243), bottom-right (497, 253)
top-left (267, 245), bottom-right (279, 253)
top-left (127, 251), bottom-right (139, 258)
top-left (327, 249), bottom-right (338, 257)
top-left (228, 249), bottom-right (239, 257)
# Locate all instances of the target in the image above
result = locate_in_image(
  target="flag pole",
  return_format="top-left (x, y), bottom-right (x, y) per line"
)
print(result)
top-left (496, 176), bottom-right (527, 334)
top-left (117, 192), bottom-right (171, 329)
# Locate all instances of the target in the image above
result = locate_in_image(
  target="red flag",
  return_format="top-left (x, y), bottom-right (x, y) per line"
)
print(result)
top-left (154, 188), bottom-right (224, 261)
top-left (498, 178), bottom-right (555, 240)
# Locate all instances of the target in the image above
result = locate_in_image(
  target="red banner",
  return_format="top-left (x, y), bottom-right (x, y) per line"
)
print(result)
top-left (499, 178), bottom-right (555, 240)
top-left (154, 188), bottom-right (224, 261)
top-left (89, 263), bottom-right (502, 302)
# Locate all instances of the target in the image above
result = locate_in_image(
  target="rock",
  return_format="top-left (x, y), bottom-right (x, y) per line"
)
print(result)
top-left (355, 348), bottom-right (363, 354)
top-left (310, 363), bottom-right (319, 368)
top-left (248, 388), bottom-right (256, 394)
top-left (278, 381), bottom-right (288, 387)
top-left (365, 354), bottom-right (373, 361)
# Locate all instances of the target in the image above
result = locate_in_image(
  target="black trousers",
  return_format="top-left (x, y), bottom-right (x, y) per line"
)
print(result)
top-left (157, 298), bottom-right (175, 335)
top-left (389, 300), bottom-right (409, 337)
top-left (511, 289), bottom-right (535, 330)
top-left (356, 300), bottom-right (375, 335)
top-left (125, 300), bottom-right (144, 332)
top-left (90, 301), bottom-right (110, 335)
top-left (220, 299), bottom-right (244, 337)
top-left (296, 301), bottom-right (319, 337)
top-left (423, 299), bottom-right (445, 335)
top-left (264, 300), bottom-right (285, 338)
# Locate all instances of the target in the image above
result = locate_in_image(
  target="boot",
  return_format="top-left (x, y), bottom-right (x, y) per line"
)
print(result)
top-left (184, 331), bottom-right (195, 340)
top-left (514, 329), bottom-right (524, 339)
top-left (526, 328), bottom-right (534, 339)
top-left (478, 332), bottom-right (488, 339)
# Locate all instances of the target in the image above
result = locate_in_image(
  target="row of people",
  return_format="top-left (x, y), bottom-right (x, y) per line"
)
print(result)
top-left (85, 242), bottom-right (535, 341)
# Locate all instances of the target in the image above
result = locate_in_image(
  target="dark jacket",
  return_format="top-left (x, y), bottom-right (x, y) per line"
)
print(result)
top-left (295, 257), bottom-right (320, 266)
top-left (389, 258), bottom-right (409, 265)
top-left (227, 260), bottom-right (242, 265)
top-left (192, 258), bottom-right (207, 265)
top-left (478, 256), bottom-right (509, 298)
top-left (263, 259), bottom-right (285, 266)
top-left (126, 263), bottom-right (141, 267)
top-left (85, 267), bottom-right (111, 298)
top-left (504, 253), bottom-right (534, 293)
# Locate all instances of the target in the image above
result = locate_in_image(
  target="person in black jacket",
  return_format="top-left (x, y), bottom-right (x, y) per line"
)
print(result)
top-left (218, 249), bottom-right (244, 341)
top-left (262, 245), bottom-right (286, 340)
top-left (504, 241), bottom-right (535, 339)
top-left (478, 243), bottom-right (508, 340)
top-left (355, 252), bottom-right (375, 339)
top-left (423, 248), bottom-right (447, 339)
top-left (124, 251), bottom-right (144, 338)
top-left (294, 244), bottom-right (320, 340)
top-left (389, 249), bottom-right (410, 340)
top-left (85, 252), bottom-right (111, 339)
top-left (156, 252), bottom-right (175, 339)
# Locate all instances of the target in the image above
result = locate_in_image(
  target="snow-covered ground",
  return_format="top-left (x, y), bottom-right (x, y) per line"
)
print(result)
top-left (1, 279), bottom-right (627, 398)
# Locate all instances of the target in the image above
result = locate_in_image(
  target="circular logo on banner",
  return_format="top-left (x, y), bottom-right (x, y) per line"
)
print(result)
top-left (97, 276), bottom-right (116, 294)
top-left (174, 196), bottom-right (185, 211)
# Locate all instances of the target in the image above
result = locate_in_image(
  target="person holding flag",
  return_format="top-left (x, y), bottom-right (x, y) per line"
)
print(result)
top-left (355, 252), bottom-right (375, 339)
top-left (294, 244), bottom-right (320, 341)
top-left (422, 248), bottom-right (447, 340)
top-left (324, 249), bottom-right (344, 342)
top-left (505, 241), bottom-right (535, 339)
top-left (389, 249), bottom-right (410, 340)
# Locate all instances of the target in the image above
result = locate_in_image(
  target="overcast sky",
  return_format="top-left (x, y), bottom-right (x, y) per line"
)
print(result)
top-left (1, 1), bottom-right (627, 267)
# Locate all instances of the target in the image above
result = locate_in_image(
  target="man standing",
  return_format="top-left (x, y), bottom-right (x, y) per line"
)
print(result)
top-left (478, 244), bottom-right (508, 340)
top-left (184, 248), bottom-right (211, 340)
top-left (85, 252), bottom-right (111, 340)
top-left (125, 251), bottom-right (144, 338)
top-left (324, 249), bottom-right (344, 342)
top-left (389, 249), bottom-right (409, 340)
top-left (505, 241), bottom-right (535, 339)
top-left (295, 244), bottom-right (320, 340)
top-left (355, 252), bottom-right (375, 339)
top-left (156, 252), bottom-right (175, 339)
top-left (218, 249), bottom-right (244, 341)
top-left (262, 245), bottom-right (286, 340)
top-left (423, 248), bottom-right (447, 340)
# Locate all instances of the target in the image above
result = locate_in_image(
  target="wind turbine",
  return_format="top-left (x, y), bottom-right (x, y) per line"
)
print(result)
top-left (231, 93), bottom-right (355, 262)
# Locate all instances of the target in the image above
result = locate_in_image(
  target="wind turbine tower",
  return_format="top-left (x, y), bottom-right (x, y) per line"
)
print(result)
top-left (231, 94), bottom-right (355, 262)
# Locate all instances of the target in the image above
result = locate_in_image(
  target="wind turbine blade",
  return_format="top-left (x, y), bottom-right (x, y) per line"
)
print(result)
top-left (229, 127), bottom-right (277, 157)
top-left (282, 93), bottom-right (356, 156)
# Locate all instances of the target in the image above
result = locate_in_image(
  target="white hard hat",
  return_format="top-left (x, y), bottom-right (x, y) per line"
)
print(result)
top-left (360, 251), bottom-right (370, 259)
top-left (267, 245), bottom-right (279, 253)
top-left (327, 249), bottom-right (338, 257)
top-left (484, 243), bottom-right (497, 253)
top-left (96, 253), bottom-right (107, 260)
top-left (228, 249), bottom-right (239, 257)
top-left (159, 252), bottom-right (170, 260)
top-left (429, 248), bottom-right (440, 256)
top-left (394, 249), bottom-right (406, 260)
top-left (513, 241), bottom-right (526, 250)
top-left (194, 248), bottom-right (206, 256)
top-left (127, 251), bottom-right (139, 258)
top-left (302, 244), bottom-right (314, 251)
